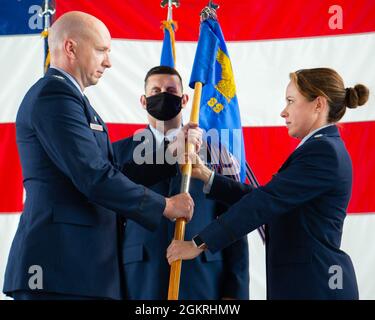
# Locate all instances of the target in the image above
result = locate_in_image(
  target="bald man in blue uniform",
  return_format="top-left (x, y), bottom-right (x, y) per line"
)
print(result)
top-left (3, 12), bottom-right (194, 300)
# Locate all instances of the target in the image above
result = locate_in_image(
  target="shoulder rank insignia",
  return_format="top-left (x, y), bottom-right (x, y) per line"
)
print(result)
top-left (52, 75), bottom-right (65, 80)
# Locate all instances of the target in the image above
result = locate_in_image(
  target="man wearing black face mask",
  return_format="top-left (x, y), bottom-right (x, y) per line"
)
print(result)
top-left (112, 66), bottom-right (249, 300)
top-left (146, 90), bottom-right (184, 122)
top-left (142, 67), bottom-right (189, 140)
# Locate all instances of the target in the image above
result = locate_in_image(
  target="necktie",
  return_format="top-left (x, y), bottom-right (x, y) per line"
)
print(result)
top-left (163, 137), bottom-right (170, 151)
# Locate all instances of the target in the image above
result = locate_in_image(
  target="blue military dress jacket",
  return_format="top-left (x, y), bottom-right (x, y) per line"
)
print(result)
top-left (198, 125), bottom-right (359, 299)
top-left (3, 68), bottom-right (177, 299)
top-left (113, 128), bottom-right (250, 299)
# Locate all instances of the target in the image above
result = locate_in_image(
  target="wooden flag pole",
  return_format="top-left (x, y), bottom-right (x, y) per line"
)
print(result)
top-left (168, 81), bottom-right (202, 300)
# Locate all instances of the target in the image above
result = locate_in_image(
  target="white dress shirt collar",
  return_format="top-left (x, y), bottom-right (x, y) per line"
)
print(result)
top-left (149, 125), bottom-right (182, 148)
top-left (149, 124), bottom-right (181, 148)
top-left (296, 123), bottom-right (335, 149)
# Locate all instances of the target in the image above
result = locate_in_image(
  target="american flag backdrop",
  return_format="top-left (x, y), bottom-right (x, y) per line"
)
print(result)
top-left (0, 0), bottom-right (374, 299)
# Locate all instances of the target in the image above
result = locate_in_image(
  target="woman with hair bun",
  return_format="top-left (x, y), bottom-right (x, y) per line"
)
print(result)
top-left (167, 68), bottom-right (370, 299)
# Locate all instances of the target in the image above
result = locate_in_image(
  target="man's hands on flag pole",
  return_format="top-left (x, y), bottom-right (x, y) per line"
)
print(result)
top-left (166, 122), bottom-right (203, 157)
top-left (166, 151), bottom-right (214, 263)
top-left (163, 193), bottom-right (194, 222)
top-left (162, 122), bottom-right (204, 223)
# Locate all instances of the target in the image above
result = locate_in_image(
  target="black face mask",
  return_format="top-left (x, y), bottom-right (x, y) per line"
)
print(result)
top-left (146, 92), bottom-right (182, 121)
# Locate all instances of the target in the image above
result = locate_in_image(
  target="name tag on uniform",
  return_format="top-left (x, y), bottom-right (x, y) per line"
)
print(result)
top-left (90, 123), bottom-right (104, 131)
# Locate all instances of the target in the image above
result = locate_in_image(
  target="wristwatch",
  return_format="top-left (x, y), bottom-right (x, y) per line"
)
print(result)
top-left (192, 235), bottom-right (207, 249)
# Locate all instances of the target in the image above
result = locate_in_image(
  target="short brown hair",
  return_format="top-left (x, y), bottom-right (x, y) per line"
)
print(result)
top-left (144, 66), bottom-right (183, 91)
top-left (289, 68), bottom-right (370, 122)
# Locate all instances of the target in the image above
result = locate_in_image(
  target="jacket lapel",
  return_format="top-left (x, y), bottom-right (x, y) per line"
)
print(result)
top-left (45, 69), bottom-right (115, 163)
top-left (277, 125), bottom-right (339, 173)
top-left (82, 96), bottom-right (114, 162)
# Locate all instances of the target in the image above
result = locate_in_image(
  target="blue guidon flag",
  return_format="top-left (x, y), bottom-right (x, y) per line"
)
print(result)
top-left (189, 17), bottom-right (246, 182)
top-left (160, 19), bottom-right (177, 68)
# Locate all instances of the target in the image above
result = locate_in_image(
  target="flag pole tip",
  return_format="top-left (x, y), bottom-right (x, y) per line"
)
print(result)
top-left (200, 3), bottom-right (219, 22)
top-left (160, 0), bottom-right (180, 8)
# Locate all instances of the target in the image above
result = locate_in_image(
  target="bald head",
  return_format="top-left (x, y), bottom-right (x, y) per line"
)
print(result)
top-left (49, 11), bottom-right (110, 54)
top-left (48, 11), bottom-right (112, 90)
